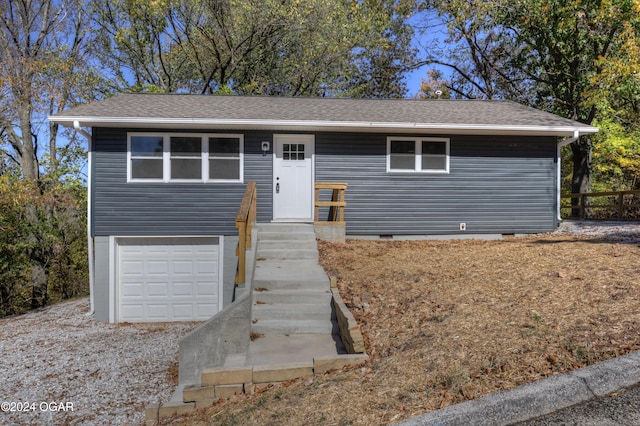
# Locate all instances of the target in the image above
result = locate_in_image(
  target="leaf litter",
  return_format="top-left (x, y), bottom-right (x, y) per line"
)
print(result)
top-left (170, 222), bottom-right (640, 425)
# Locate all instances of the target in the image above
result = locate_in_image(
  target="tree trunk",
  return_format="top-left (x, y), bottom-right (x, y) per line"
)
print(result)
top-left (571, 137), bottom-right (592, 218)
top-left (18, 109), bottom-right (39, 182)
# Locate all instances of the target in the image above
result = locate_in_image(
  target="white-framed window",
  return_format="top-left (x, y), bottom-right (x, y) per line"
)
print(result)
top-left (128, 133), bottom-right (243, 182)
top-left (387, 137), bottom-right (450, 173)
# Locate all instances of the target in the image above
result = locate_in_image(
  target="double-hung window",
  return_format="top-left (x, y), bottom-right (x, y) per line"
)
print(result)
top-left (387, 137), bottom-right (450, 173)
top-left (128, 133), bottom-right (243, 182)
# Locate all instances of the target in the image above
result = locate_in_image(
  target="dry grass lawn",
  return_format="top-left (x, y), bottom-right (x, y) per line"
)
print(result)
top-left (168, 232), bottom-right (640, 426)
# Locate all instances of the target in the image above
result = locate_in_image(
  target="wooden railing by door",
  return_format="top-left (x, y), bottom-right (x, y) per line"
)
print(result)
top-left (235, 181), bottom-right (256, 285)
top-left (314, 182), bottom-right (347, 225)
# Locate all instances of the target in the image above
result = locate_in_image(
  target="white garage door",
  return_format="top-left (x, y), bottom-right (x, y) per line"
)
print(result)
top-left (117, 237), bottom-right (222, 322)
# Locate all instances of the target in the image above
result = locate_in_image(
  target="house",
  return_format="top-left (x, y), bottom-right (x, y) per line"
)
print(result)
top-left (49, 94), bottom-right (597, 323)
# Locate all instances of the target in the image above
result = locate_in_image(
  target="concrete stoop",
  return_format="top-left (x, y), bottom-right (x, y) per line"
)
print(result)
top-left (145, 223), bottom-right (369, 425)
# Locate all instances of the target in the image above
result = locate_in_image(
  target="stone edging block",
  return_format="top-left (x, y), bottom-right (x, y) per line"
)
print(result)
top-left (252, 361), bottom-right (314, 384)
top-left (314, 354), bottom-right (369, 375)
top-left (330, 285), bottom-right (365, 354)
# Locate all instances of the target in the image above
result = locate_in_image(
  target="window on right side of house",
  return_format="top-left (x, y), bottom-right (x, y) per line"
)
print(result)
top-left (421, 140), bottom-right (448, 172)
top-left (387, 137), bottom-right (449, 173)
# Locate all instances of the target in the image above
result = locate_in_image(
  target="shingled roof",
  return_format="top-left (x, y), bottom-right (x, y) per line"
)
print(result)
top-left (50, 93), bottom-right (597, 137)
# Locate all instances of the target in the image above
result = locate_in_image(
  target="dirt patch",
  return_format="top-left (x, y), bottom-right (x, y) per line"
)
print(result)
top-left (169, 229), bottom-right (640, 426)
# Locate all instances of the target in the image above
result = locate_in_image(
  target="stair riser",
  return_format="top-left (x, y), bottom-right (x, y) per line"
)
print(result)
top-left (253, 279), bottom-right (328, 291)
top-left (257, 241), bottom-right (317, 250)
top-left (256, 224), bottom-right (315, 233)
top-left (253, 293), bottom-right (332, 305)
top-left (258, 232), bottom-right (316, 241)
top-left (252, 321), bottom-right (336, 335)
top-left (253, 308), bottom-right (332, 322)
top-left (256, 249), bottom-right (318, 260)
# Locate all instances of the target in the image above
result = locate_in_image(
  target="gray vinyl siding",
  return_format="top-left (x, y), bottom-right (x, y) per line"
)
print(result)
top-left (91, 128), bottom-right (272, 236)
top-left (315, 133), bottom-right (558, 235)
top-left (93, 128), bottom-right (557, 237)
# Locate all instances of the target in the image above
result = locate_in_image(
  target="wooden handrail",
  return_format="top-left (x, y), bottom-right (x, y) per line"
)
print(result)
top-left (561, 190), bottom-right (640, 220)
top-left (314, 182), bottom-right (347, 226)
top-left (235, 181), bottom-right (257, 285)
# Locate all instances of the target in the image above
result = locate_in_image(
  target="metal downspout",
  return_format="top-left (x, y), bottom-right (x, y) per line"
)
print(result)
top-left (74, 121), bottom-right (94, 317)
top-left (557, 130), bottom-right (580, 222)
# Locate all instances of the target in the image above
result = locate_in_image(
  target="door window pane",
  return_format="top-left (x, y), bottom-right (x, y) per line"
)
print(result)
top-left (283, 143), bottom-right (305, 161)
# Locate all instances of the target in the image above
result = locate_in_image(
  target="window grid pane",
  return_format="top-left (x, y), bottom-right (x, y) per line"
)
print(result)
top-left (422, 141), bottom-right (447, 155)
top-left (209, 137), bottom-right (240, 157)
top-left (131, 136), bottom-right (163, 157)
top-left (421, 155), bottom-right (447, 171)
top-left (209, 159), bottom-right (240, 179)
top-left (170, 137), bottom-right (201, 157)
top-left (390, 140), bottom-right (415, 154)
top-left (131, 158), bottom-right (163, 179)
top-left (171, 158), bottom-right (201, 179)
top-left (390, 154), bottom-right (415, 170)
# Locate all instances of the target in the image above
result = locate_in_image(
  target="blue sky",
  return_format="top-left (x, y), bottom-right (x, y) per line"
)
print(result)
top-left (405, 67), bottom-right (428, 97)
top-left (403, 10), bottom-right (449, 98)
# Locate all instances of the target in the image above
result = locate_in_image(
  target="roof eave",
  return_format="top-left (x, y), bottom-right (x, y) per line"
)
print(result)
top-left (49, 116), bottom-right (599, 137)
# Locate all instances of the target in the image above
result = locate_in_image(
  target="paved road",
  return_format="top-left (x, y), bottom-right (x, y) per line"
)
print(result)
top-left (516, 384), bottom-right (640, 426)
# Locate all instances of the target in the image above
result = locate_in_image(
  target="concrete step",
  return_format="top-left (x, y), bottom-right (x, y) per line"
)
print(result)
top-left (256, 248), bottom-right (319, 260)
top-left (253, 289), bottom-right (332, 305)
top-left (252, 303), bottom-right (332, 321)
top-left (258, 231), bottom-right (316, 241)
top-left (253, 278), bottom-right (328, 291)
top-left (252, 319), bottom-right (336, 335)
top-left (256, 223), bottom-right (315, 233)
top-left (257, 240), bottom-right (317, 250)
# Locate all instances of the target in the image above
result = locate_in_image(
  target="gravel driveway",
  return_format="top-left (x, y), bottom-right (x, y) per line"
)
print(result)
top-left (0, 298), bottom-right (199, 425)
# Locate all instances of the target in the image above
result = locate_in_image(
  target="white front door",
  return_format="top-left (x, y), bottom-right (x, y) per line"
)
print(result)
top-left (273, 134), bottom-right (314, 221)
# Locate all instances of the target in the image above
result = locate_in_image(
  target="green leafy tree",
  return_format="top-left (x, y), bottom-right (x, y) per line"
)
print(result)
top-left (417, 0), bottom-right (640, 194)
top-left (94, 0), bottom-right (416, 97)
top-left (0, 0), bottom-right (99, 180)
top-left (0, 175), bottom-right (88, 316)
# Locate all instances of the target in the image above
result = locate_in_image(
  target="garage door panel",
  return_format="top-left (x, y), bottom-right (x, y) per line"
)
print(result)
top-left (197, 282), bottom-right (217, 296)
top-left (121, 283), bottom-right (143, 297)
top-left (172, 304), bottom-right (195, 320)
top-left (121, 260), bottom-right (144, 275)
top-left (147, 261), bottom-right (169, 275)
top-left (120, 304), bottom-right (144, 321)
top-left (173, 282), bottom-right (195, 297)
top-left (118, 237), bottom-right (221, 322)
top-left (197, 261), bottom-right (217, 274)
top-left (197, 304), bottom-right (218, 317)
top-left (172, 260), bottom-right (195, 274)
top-left (147, 282), bottom-right (169, 297)
top-left (147, 304), bottom-right (170, 320)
